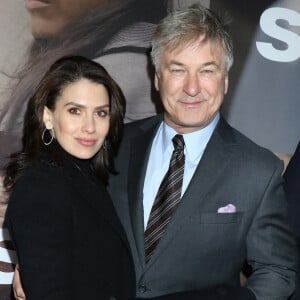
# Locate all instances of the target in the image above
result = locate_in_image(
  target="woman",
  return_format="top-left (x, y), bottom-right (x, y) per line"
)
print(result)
top-left (4, 56), bottom-right (135, 299)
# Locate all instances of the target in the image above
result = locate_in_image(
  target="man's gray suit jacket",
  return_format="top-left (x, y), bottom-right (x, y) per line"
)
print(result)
top-left (108, 114), bottom-right (298, 300)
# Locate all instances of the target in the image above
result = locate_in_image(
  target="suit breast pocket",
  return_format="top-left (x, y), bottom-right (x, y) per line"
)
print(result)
top-left (191, 212), bottom-right (243, 224)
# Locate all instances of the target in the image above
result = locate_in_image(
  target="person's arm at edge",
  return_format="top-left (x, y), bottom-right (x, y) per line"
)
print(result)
top-left (244, 160), bottom-right (298, 299)
top-left (13, 265), bottom-right (26, 300)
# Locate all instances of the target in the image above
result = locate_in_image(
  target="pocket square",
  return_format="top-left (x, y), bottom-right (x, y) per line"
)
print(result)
top-left (217, 204), bottom-right (237, 213)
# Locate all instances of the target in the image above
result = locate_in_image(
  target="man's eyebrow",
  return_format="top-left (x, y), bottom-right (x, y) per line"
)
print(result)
top-left (167, 60), bottom-right (185, 67)
top-left (201, 61), bottom-right (219, 67)
top-left (166, 60), bottom-right (219, 67)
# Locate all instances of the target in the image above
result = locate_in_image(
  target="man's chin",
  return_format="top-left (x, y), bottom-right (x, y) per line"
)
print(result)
top-left (165, 118), bottom-right (208, 133)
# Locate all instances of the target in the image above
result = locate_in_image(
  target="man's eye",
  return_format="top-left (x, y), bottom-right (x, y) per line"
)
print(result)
top-left (201, 69), bottom-right (214, 74)
top-left (171, 69), bottom-right (184, 74)
top-left (68, 107), bottom-right (80, 114)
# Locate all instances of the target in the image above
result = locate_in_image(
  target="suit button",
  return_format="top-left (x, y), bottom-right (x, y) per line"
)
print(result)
top-left (138, 284), bottom-right (148, 293)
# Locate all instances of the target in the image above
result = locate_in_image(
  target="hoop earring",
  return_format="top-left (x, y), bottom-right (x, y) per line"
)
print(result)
top-left (42, 128), bottom-right (54, 146)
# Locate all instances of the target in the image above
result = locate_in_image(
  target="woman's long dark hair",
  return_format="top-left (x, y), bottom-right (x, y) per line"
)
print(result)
top-left (4, 55), bottom-right (125, 191)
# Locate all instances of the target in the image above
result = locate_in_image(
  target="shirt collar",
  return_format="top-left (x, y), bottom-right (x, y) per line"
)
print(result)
top-left (161, 113), bottom-right (220, 162)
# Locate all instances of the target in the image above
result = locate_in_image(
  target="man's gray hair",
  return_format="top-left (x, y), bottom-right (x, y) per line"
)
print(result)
top-left (151, 4), bottom-right (233, 73)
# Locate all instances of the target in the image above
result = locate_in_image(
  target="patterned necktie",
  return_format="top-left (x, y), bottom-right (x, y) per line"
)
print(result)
top-left (145, 134), bottom-right (185, 262)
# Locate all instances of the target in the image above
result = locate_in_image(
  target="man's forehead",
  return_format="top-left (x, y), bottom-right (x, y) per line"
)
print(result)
top-left (162, 37), bottom-right (224, 63)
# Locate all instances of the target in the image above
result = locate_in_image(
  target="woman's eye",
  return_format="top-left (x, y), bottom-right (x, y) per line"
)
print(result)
top-left (68, 107), bottom-right (81, 115)
top-left (96, 110), bottom-right (109, 117)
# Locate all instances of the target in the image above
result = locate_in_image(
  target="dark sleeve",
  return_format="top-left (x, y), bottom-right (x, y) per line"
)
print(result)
top-left (244, 161), bottom-right (298, 298)
top-left (284, 142), bottom-right (300, 300)
top-left (284, 142), bottom-right (300, 199)
top-left (283, 142), bottom-right (300, 240)
top-left (7, 168), bottom-right (73, 299)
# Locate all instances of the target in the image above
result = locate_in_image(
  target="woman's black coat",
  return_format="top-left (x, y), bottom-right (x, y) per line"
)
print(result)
top-left (6, 155), bottom-right (136, 300)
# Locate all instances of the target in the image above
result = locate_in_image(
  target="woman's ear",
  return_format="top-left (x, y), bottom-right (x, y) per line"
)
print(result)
top-left (43, 106), bottom-right (53, 129)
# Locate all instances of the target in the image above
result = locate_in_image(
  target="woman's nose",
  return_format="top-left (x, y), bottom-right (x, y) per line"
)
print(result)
top-left (82, 116), bottom-right (96, 133)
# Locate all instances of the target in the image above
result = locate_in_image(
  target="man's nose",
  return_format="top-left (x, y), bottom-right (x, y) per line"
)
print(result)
top-left (183, 73), bottom-right (201, 97)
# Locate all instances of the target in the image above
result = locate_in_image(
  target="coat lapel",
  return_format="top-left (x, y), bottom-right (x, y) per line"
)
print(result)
top-left (68, 167), bottom-right (132, 251)
top-left (145, 117), bottom-right (238, 268)
top-left (127, 117), bottom-right (162, 267)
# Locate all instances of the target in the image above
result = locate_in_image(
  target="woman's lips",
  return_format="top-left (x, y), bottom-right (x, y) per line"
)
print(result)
top-left (24, 0), bottom-right (51, 10)
top-left (76, 138), bottom-right (97, 147)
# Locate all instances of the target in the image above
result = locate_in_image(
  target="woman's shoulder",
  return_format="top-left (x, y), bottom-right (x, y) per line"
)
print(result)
top-left (10, 160), bottom-right (71, 204)
top-left (18, 160), bottom-right (67, 186)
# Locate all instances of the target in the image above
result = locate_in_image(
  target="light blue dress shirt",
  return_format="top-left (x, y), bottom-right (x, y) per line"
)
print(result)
top-left (143, 113), bottom-right (220, 228)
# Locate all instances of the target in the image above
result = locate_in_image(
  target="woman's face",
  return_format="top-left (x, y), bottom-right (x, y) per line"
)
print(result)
top-left (24, 0), bottom-right (109, 38)
top-left (43, 79), bottom-right (110, 159)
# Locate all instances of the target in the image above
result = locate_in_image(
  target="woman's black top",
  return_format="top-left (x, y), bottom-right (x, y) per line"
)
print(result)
top-left (6, 147), bottom-right (136, 300)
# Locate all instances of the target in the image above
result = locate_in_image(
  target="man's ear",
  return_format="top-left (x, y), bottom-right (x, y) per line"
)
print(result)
top-left (224, 76), bottom-right (229, 95)
top-left (43, 106), bottom-right (53, 129)
top-left (154, 73), bottom-right (160, 91)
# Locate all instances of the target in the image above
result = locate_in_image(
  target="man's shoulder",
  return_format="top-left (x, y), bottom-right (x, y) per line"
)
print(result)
top-left (217, 119), bottom-right (281, 168)
top-left (124, 115), bottom-right (162, 137)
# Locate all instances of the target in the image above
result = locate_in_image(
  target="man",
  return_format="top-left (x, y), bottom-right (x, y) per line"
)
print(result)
top-left (108, 4), bottom-right (298, 300)
top-left (13, 4), bottom-right (298, 300)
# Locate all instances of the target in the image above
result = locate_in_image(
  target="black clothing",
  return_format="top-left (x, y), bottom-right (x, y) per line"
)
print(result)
top-left (6, 149), bottom-right (136, 300)
top-left (284, 142), bottom-right (300, 300)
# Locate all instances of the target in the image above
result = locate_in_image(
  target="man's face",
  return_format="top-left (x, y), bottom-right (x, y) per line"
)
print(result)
top-left (155, 37), bottom-right (228, 134)
top-left (24, 0), bottom-right (109, 38)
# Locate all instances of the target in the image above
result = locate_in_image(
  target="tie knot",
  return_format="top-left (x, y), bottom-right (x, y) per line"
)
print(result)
top-left (172, 134), bottom-right (185, 151)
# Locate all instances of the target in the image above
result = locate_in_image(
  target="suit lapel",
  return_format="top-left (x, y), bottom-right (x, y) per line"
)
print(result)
top-left (145, 117), bottom-right (238, 268)
top-left (127, 117), bottom-right (162, 267)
